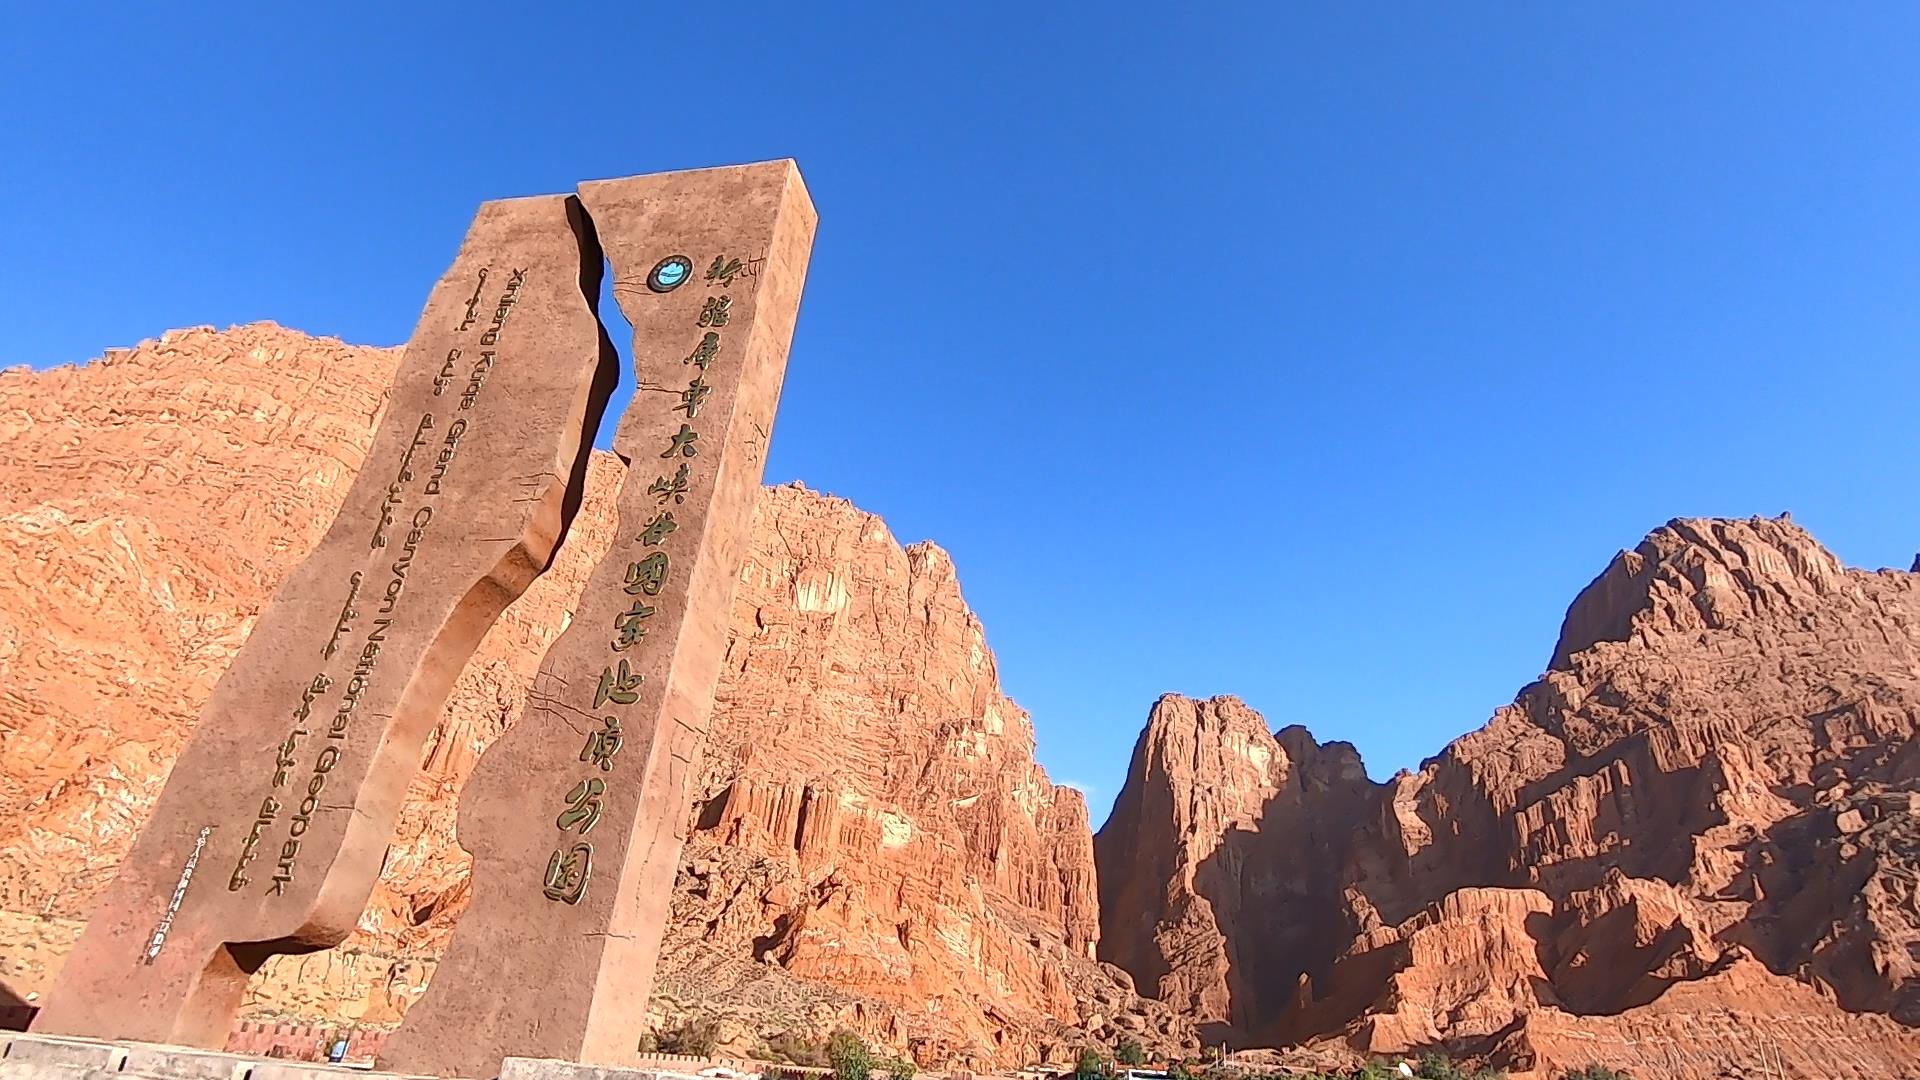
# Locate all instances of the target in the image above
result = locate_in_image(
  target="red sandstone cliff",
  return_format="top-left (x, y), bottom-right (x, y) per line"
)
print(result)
top-left (0, 324), bottom-right (1190, 1067)
top-left (1096, 696), bottom-right (1373, 1040)
top-left (1096, 519), bottom-right (1920, 1077)
top-left (12, 323), bottom-right (1920, 1079)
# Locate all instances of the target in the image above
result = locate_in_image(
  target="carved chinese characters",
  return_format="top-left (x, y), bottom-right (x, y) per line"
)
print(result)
top-left (385, 161), bottom-right (816, 1076)
top-left (33, 195), bottom-right (616, 1047)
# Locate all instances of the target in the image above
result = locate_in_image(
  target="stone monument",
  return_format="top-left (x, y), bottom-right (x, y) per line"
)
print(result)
top-left (384, 161), bottom-right (816, 1077)
top-left (30, 193), bottom-right (619, 1045)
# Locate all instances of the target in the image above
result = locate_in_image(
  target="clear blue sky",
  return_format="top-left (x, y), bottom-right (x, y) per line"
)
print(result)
top-left (6, 6), bottom-right (1918, 821)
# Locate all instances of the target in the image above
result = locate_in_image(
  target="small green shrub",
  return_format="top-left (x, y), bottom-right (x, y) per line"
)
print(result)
top-left (828, 1030), bottom-right (872, 1080)
top-left (1413, 1054), bottom-right (1504, 1080)
top-left (1076, 1047), bottom-right (1107, 1080)
top-left (1115, 1040), bottom-right (1147, 1068)
top-left (881, 1054), bottom-right (917, 1080)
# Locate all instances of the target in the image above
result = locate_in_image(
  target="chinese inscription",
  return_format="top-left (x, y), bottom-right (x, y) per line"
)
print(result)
top-left (534, 250), bottom-right (745, 906)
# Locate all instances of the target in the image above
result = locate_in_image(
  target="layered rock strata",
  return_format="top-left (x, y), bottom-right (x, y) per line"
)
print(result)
top-left (0, 324), bottom-right (1191, 1067)
top-left (1097, 517), bottom-right (1920, 1077)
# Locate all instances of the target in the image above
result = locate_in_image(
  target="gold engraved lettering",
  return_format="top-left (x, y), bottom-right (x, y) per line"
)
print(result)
top-left (460, 352), bottom-right (495, 411)
top-left (268, 501), bottom-right (432, 894)
top-left (638, 512), bottom-right (677, 547)
top-left (270, 674), bottom-right (333, 788)
top-left (647, 463), bottom-right (691, 505)
top-left (704, 257), bottom-right (743, 287)
top-left (424, 418), bottom-right (470, 495)
top-left (556, 778), bottom-right (607, 835)
top-left (676, 376), bottom-right (711, 418)
top-left (323, 572), bottom-right (364, 660)
top-left (685, 332), bottom-right (720, 370)
top-left (661, 424), bottom-right (700, 459)
top-left (433, 345), bottom-right (464, 396)
top-left (594, 660), bottom-right (643, 708)
top-left (611, 598), bottom-right (656, 652)
top-left (580, 716), bottom-right (623, 771)
top-left (371, 415), bottom-right (435, 550)
top-left (478, 269), bottom-right (527, 347)
top-left (378, 507), bottom-right (434, 614)
top-left (623, 553), bottom-right (669, 596)
top-left (455, 268), bottom-right (490, 334)
top-left (229, 797), bottom-right (281, 892)
top-left (543, 842), bottom-right (592, 904)
top-left (698, 294), bottom-right (732, 327)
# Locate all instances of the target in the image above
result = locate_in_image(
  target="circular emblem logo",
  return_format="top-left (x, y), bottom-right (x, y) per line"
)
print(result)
top-left (647, 256), bottom-right (693, 293)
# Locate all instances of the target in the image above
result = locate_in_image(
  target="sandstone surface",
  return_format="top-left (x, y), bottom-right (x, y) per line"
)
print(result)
top-left (34, 194), bottom-right (618, 1049)
top-left (16, 321), bottom-right (1920, 1079)
top-left (1097, 517), bottom-right (1920, 1076)
top-left (0, 324), bottom-right (1190, 1068)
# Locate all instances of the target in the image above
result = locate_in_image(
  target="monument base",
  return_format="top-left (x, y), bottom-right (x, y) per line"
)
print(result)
top-left (0, 1033), bottom-right (829, 1080)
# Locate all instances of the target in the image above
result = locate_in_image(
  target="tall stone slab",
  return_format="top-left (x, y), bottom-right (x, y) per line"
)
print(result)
top-left (385, 161), bottom-right (816, 1076)
top-left (33, 195), bottom-right (617, 1046)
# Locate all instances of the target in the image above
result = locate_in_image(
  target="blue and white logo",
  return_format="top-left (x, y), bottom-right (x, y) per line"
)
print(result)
top-left (648, 256), bottom-right (693, 293)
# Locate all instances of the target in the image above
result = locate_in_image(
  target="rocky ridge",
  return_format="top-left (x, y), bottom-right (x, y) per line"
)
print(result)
top-left (0, 324), bottom-right (1191, 1067)
top-left (1097, 517), bottom-right (1920, 1077)
top-left (10, 323), bottom-right (1920, 1079)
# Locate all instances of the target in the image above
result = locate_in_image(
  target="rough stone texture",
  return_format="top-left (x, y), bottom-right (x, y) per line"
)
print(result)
top-left (496, 1059), bottom-right (663, 1080)
top-left (660, 488), bottom-right (1192, 1067)
top-left (0, 1036), bottom-right (126, 1070)
top-left (0, 1063), bottom-right (120, 1080)
top-left (389, 161), bottom-right (818, 1076)
top-left (1096, 696), bottom-right (1373, 1040)
top-left (245, 1065), bottom-right (400, 1080)
top-left (29, 196), bottom-right (615, 1049)
top-left (1097, 517), bottom-right (1920, 1077)
top-left (0, 324), bottom-right (1182, 1068)
top-left (120, 1044), bottom-right (254, 1080)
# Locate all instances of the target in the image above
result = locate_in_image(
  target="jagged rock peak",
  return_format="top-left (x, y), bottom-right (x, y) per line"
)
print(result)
top-left (1101, 514), bottom-right (1920, 1077)
top-left (1120, 694), bottom-right (1372, 797)
top-left (1550, 513), bottom-right (1866, 670)
top-left (1096, 694), bottom-right (1376, 1036)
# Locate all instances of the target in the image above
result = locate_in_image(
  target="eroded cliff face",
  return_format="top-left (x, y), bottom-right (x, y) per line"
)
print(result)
top-left (0, 324), bottom-right (1192, 1067)
top-left (1096, 518), bottom-right (1920, 1078)
top-left (14, 322), bottom-right (1920, 1079)
top-left (1095, 696), bottom-right (1374, 1039)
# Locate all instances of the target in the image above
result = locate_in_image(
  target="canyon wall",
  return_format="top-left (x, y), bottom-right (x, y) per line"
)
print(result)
top-left (0, 324), bottom-right (1191, 1068)
top-left (11, 322), bottom-right (1920, 1078)
top-left (1096, 518), bottom-right (1920, 1077)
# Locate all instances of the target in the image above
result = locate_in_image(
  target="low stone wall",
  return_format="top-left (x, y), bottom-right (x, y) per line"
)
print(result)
top-left (0, 1032), bottom-right (834, 1080)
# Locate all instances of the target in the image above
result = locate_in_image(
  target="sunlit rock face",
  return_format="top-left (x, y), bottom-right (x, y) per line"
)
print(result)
top-left (1097, 517), bottom-right (1920, 1077)
top-left (0, 323), bottom-right (1193, 1067)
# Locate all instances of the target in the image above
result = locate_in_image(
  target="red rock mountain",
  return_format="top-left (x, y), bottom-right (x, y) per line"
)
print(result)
top-left (1097, 518), bottom-right (1920, 1078)
top-left (9, 323), bottom-right (1920, 1079)
top-left (0, 324), bottom-right (1191, 1068)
